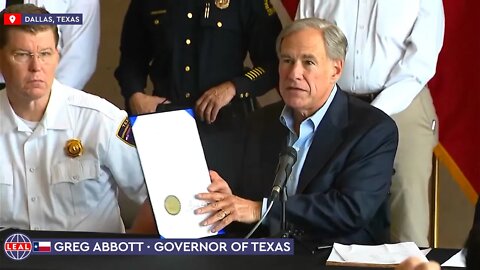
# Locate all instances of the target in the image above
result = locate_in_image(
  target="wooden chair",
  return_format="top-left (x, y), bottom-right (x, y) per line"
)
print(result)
top-left (430, 153), bottom-right (440, 248)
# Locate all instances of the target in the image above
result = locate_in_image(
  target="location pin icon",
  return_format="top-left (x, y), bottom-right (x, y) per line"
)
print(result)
top-left (9, 15), bottom-right (15, 24)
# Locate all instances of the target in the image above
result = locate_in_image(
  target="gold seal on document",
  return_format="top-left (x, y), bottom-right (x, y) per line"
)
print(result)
top-left (164, 195), bottom-right (181, 215)
top-left (65, 139), bottom-right (83, 158)
top-left (215, 0), bottom-right (229, 9)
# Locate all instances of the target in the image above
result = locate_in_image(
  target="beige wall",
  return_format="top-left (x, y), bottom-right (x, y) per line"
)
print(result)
top-left (89, 1), bottom-right (474, 248)
top-left (84, 0), bottom-right (129, 109)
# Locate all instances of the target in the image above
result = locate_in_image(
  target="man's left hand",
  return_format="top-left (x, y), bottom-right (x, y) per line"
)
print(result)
top-left (195, 193), bottom-right (261, 233)
top-left (195, 171), bottom-right (261, 233)
top-left (195, 81), bottom-right (236, 124)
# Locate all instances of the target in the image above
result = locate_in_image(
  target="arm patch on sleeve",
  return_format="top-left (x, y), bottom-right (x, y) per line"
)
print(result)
top-left (116, 117), bottom-right (136, 147)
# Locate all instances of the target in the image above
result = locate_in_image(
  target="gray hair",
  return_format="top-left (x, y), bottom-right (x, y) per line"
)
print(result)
top-left (276, 18), bottom-right (348, 61)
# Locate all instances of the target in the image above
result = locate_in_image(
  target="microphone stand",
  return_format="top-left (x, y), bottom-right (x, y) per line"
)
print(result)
top-left (277, 186), bottom-right (318, 254)
top-left (246, 146), bottom-right (318, 253)
top-left (243, 187), bottom-right (289, 239)
top-left (280, 186), bottom-right (288, 236)
top-left (278, 185), bottom-right (298, 240)
top-left (244, 186), bottom-right (319, 254)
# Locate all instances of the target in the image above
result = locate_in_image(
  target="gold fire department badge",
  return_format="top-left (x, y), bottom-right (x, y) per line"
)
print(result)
top-left (65, 139), bottom-right (83, 158)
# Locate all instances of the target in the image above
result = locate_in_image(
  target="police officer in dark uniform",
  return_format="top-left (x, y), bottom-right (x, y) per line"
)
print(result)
top-left (115, 0), bottom-right (282, 187)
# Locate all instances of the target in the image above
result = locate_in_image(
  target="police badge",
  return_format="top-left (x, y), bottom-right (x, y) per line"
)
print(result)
top-left (215, 0), bottom-right (229, 9)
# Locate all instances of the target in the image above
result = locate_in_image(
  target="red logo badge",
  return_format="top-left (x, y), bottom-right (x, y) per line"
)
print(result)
top-left (3, 13), bottom-right (22, 25)
top-left (3, 233), bottom-right (33, 260)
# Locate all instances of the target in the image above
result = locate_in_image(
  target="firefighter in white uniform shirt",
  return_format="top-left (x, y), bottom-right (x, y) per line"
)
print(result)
top-left (0, 4), bottom-right (147, 232)
top-left (0, 0), bottom-right (99, 89)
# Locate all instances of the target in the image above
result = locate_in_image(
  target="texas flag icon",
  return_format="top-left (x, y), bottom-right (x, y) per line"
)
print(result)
top-left (3, 13), bottom-right (22, 25)
top-left (33, 241), bottom-right (51, 252)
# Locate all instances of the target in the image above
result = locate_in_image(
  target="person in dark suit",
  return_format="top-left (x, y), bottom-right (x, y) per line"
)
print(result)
top-left (466, 224), bottom-right (480, 270)
top-left (473, 199), bottom-right (480, 226)
top-left (115, 0), bottom-right (282, 185)
top-left (465, 199), bottom-right (480, 269)
top-left (396, 202), bottom-right (480, 270)
top-left (195, 18), bottom-right (399, 245)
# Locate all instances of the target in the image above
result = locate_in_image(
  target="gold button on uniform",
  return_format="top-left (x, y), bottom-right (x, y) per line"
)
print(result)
top-left (240, 93), bottom-right (244, 98)
top-left (217, 22), bottom-right (222, 28)
top-left (245, 92), bottom-right (249, 98)
top-left (185, 66), bottom-right (190, 72)
top-left (185, 92), bottom-right (191, 98)
top-left (154, 19), bottom-right (159, 25)
top-left (186, 39), bottom-right (191, 45)
top-left (187, 12), bottom-right (193, 18)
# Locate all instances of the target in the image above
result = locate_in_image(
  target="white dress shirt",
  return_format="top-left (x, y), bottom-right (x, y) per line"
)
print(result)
top-left (0, 80), bottom-right (147, 232)
top-left (0, 0), bottom-right (100, 89)
top-left (297, 0), bottom-right (444, 115)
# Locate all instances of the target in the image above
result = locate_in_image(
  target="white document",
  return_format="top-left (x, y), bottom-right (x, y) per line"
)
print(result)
top-left (441, 249), bottom-right (466, 268)
top-left (131, 110), bottom-right (216, 238)
top-left (422, 248), bottom-right (432, 256)
top-left (327, 242), bottom-right (428, 266)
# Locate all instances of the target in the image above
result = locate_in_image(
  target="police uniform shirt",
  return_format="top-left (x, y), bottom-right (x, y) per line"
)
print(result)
top-left (115, 0), bottom-right (282, 106)
top-left (0, 80), bottom-right (147, 232)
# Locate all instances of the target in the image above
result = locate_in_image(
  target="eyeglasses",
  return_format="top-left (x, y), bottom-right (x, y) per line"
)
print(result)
top-left (12, 50), bottom-right (56, 64)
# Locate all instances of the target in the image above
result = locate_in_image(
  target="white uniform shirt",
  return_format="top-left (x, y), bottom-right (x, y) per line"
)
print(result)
top-left (297, 0), bottom-right (445, 115)
top-left (0, 80), bottom-right (147, 232)
top-left (0, 0), bottom-right (100, 89)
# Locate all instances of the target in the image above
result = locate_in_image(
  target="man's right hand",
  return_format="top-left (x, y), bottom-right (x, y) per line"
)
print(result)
top-left (128, 92), bottom-right (170, 115)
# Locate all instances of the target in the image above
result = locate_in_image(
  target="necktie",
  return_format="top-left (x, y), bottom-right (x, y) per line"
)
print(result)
top-left (6, 0), bottom-right (24, 7)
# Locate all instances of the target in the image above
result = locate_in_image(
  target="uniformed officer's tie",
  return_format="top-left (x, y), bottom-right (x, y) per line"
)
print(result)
top-left (6, 0), bottom-right (23, 7)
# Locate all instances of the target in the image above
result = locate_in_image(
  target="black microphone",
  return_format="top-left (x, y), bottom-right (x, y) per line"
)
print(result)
top-left (269, 146), bottom-right (297, 202)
